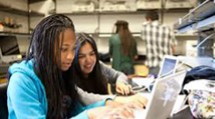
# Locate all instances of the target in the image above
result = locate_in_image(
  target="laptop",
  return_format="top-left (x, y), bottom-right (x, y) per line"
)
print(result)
top-left (134, 70), bottom-right (187, 119)
top-left (132, 55), bottom-right (179, 88)
top-left (157, 55), bottom-right (179, 78)
top-left (0, 36), bottom-right (22, 64)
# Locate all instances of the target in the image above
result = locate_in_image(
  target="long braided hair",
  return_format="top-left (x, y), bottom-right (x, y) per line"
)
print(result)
top-left (26, 14), bottom-right (78, 119)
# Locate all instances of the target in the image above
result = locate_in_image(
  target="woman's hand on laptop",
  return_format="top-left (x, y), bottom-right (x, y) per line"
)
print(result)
top-left (114, 93), bottom-right (148, 109)
top-left (88, 104), bottom-right (136, 119)
top-left (126, 94), bottom-right (148, 109)
top-left (116, 81), bottom-right (132, 95)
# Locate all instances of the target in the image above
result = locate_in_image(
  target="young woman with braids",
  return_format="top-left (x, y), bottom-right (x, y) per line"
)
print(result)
top-left (7, 14), bottom-right (143, 119)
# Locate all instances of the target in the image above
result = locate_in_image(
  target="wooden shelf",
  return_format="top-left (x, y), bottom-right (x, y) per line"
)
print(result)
top-left (0, 32), bottom-right (30, 36)
top-left (163, 8), bottom-right (191, 13)
top-left (29, 0), bottom-right (46, 4)
top-left (0, 3), bottom-right (45, 16)
top-left (0, 4), bottom-right (28, 16)
top-left (57, 10), bottom-right (149, 15)
top-left (57, 7), bottom-right (190, 16)
top-left (29, 10), bottom-right (45, 17)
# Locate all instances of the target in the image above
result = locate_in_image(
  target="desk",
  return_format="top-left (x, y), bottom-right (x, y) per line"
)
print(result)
top-left (0, 78), bottom-right (8, 95)
top-left (0, 78), bottom-right (7, 84)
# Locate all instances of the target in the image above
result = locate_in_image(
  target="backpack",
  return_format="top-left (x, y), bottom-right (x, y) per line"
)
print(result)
top-left (182, 65), bottom-right (215, 90)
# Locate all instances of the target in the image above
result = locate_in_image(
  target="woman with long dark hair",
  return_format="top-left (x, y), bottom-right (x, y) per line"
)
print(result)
top-left (7, 14), bottom-right (139, 119)
top-left (109, 20), bottom-right (138, 75)
top-left (73, 33), bottom-right (147, 107)
top-left (74, 33), bottom-right (132, 95)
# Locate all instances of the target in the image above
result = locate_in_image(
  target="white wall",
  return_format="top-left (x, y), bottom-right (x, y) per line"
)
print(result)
top-left (163, 12), bottom-right (188, 29)
top-left (64, 13), bottom-right (146, 55)
top-left (66, 14), bottom-right (145, 33)
top-left (29, 17), bottom-right (43, 33)
top-left (68, 15), bottom-right (98, 33)
top-left (99, 14), bottom-right (145, 33)
top-left (16, 35), bottom-right (30, 54)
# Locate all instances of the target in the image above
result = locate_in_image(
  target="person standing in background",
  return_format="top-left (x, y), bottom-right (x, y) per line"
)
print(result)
top-left (141, 10), bottom-right (177, 76)
top-left (109, 20), bottom-right (138, 75)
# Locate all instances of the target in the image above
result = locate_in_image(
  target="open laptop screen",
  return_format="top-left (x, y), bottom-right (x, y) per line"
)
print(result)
top-left (0, 36), bottom-right (22, 63)
top-left (0, 36), bottom-right (20, 55)
top-left (158, 56), bottom-right (178, 78)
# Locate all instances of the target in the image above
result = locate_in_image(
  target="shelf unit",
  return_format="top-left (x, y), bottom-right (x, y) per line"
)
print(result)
top-left (60, 10), bottom-right (155, 16)
top-left (0, 1), bottom-right (45, 34)
top-left (57, 9), bottom-right (189, 15)
top-left (0, 3), bottom-right (44, 17)
top-left (0, 32), bottom-right (30, 36)
top-left (54, 0), bottom-right (194, 57)
top-left (0, 0), bottom-right (44, 64)
top-left (55, 0), bottom-right (193, 24)
top-left (174, 0), bottom-right (215, 57)
top-left (56, 8), bottom-right (192, 14)
top-left (29, 0), bottom-right (46, 4)
top-left (163, 8), bottom-right (191, 13)
top-left (174, 0), bottom-right (215, 33)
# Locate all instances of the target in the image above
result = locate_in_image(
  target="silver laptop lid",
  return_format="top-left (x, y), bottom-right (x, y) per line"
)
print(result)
top-left (144, 70), bottom-right (187, 119)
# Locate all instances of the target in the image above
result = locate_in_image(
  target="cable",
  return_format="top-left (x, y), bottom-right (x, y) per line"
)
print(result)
top-left (159, 61), bottom-right (188, 78)
top-left (147, 61), bottom-right (189, 91)
top-left (196, 33), bottom-right (215, 49)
